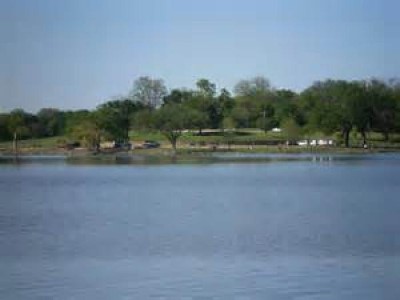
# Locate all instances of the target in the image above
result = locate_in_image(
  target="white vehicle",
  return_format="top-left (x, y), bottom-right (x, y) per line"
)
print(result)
top-left (297, 140), bottom-right (308, 146)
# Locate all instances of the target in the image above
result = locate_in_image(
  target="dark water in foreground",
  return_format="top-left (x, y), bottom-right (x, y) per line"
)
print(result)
top-left (1, 154), bottom-right (399, 299)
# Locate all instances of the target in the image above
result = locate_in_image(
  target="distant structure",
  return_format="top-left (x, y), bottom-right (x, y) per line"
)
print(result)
top-left (297, 139), bottom-right (334, 146)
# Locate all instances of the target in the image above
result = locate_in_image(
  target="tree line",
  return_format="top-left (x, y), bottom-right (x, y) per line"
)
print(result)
top-left (1, 76), bottom-right (400, 150)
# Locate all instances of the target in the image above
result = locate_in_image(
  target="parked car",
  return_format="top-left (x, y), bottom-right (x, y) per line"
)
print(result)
top-left (142, 140), bottom-right (160, 149)
top-left (64, 141), bottom-right (81, 150)
top-left (297, 140), bottom-right (309, 146)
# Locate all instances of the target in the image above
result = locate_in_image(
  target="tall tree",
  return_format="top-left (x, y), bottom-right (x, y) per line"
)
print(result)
top-left (0, 114), bottom-right (10, 141)
top-left (282, 118), bottom-right (302, 142)
top-left (196, 79), bottom-right (216, 98)
top-left (96, 99), bottom-right (144, 142)
top-left (7, 109), bottom-right (31, 138)
top-left (7, 109), bottom-right (31, 154)
top-left (256, 103), bottom-right (275, 133)
top-left (152, 104), bottom-right (194, 152)
top-left (217, 88), bottom-right (234, 130)
top-left (37, 108), bottom-right (65, 137)
top-left (130, 76), bottom-right (167, 109)
top-left (64, 110), bottom-right (91, 136)
top-left (163, 89), bottom-right (193, 105)
top-left (300, 80), bottom-right (363, 147)
top-left (68, 112), bottom-right (105, 151)
top-left (367, 80), bottom-right (397, 141)
top-left (233, 76), bottom-right (272, 97)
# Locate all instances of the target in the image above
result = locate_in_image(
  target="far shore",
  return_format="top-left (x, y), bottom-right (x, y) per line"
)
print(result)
top-left (1, 145), bottom-right (400, 165)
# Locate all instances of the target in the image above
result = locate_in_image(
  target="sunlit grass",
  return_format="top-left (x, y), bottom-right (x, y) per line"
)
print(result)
top-left (1, 130), bottom-right (400, 153)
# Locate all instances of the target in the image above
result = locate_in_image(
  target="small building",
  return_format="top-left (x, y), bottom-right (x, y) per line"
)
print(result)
top-left (295, 139), bottom-right (335, 147)
top-left (100, 141), bottom-right (116, 149)
top-left (309, 139), bottom-right (334, 146)
top-left (297, 140), bottom-right (308, 146)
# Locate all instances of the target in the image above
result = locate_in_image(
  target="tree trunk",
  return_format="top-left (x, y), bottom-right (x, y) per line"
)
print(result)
top-left (361, 131), bottom-right (367, 148)
top-left (343, 129), bottom-right (350, 148)
top-left (125, 128), bottom-right (130, 144)
top-left (164, 132), bottom-right (180, 155)
top-left (13, 131), bottom-right (18, 158)
top-left (383, 131), bottom-right (389, 142)
top-left (171, 138), bottom-right (177, 155)
top-left (95, 132), bottom-right (100, 153)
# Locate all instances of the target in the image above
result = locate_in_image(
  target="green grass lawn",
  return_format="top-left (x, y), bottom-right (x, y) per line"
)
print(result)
top-left (1, 130), bottom-right (400, 153)
top-left (130, 129), bottom-right (288, 145)
top-left (0, 136), bottom-right (63, 151)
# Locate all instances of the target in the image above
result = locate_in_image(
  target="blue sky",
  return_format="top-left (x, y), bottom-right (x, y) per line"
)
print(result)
top-left (1, 0), bottom-right (399, 112)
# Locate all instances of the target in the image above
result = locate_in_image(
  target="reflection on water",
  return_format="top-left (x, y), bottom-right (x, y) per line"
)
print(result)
top-left (2, 152), bottom-right (400, 166)
top-left (0, 154), bottom-right (399, 299)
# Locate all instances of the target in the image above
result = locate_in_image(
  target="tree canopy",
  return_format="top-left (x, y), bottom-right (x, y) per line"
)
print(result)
top-left (1, 75), bottom-right (400, 149)
top-left (130, 76), bottom-right (167, 109)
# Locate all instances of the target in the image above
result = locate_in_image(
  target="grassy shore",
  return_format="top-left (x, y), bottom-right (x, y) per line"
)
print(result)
top-left (1, 130), bottom-right (400, 157)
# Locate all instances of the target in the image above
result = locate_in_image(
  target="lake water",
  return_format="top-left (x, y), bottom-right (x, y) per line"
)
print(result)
top-left (1, 154), bottom-right (399, 299)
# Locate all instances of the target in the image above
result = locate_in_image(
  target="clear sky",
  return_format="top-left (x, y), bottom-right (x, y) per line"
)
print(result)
top-left (1, 0), bottom-right (399, 113)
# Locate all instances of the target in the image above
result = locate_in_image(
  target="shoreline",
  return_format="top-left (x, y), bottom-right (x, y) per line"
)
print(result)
top-left (1, 143), bottom-right (400, 156)
top-left (1, 146), bottom-right (400, 165)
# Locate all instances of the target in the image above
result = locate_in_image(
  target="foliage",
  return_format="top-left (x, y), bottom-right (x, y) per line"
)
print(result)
top-left (233, 76), bottom-right (272, 97)
top-left (1, 76), bottom-right (400, 150)
top-left (67, 113), bottom-right (103, 150)
top-left (152, 104), bottom-right (195, 151)
top-left (95, 99), bottom-right (144, 142)
top-left (37, 108), bottom-right (65, 137)
top-left (0, 114), bottom-right (10, 140)
top-left (282, 118), bottom-right (302, 141)
top-left (130, 76), bottom-right (167, 108)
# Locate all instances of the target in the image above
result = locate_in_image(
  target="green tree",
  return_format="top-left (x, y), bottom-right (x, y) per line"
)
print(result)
top-left (152, 104), bottom-right (194, 152)
top-left (282, 118), bottom-right (302, 142)
top-left (7, 109), bottom-right (31, 139)
top-left (64, 110), bottom-right (91, 136)
top-left (391, 80), bottom-right (400, 132)
top-left (68, 112), bottom-right (104, 151)
top-left (196, 79), bottom-right (216, 98)
top-left (96, 99), bottom-right (144, 142)
top-left (163, 89), bottom-right (193, 105)
top-left (230, 102), bottom-right (251, 128)
top-left (300, 80), bottom-right (364, 147)
top-left (256, 103), bottom-right (275, 133)
top-left (7, 109), bottom-right (32, 154)
top-left (233, 76), bottom-right (272, 97)
top-left (131, 109), bottom-right (154, 131)
top-left (0, 114), bottom-right (11, 141)
top-left (367, 80), bottom-right (397, 141)
top-left (37, 108), bottom-right (65, 137)
top-left (218, 88), bottom-right (234, 131)
top-left (193, 79), bottom-right (218, 129)
top-left (230, 96), bottom-right (272, 128)
top-left (232, 76), bottom-right (278, 130)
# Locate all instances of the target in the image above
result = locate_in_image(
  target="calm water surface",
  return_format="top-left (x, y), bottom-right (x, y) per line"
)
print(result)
top-left (1, 154), bottom-right (399, 299)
